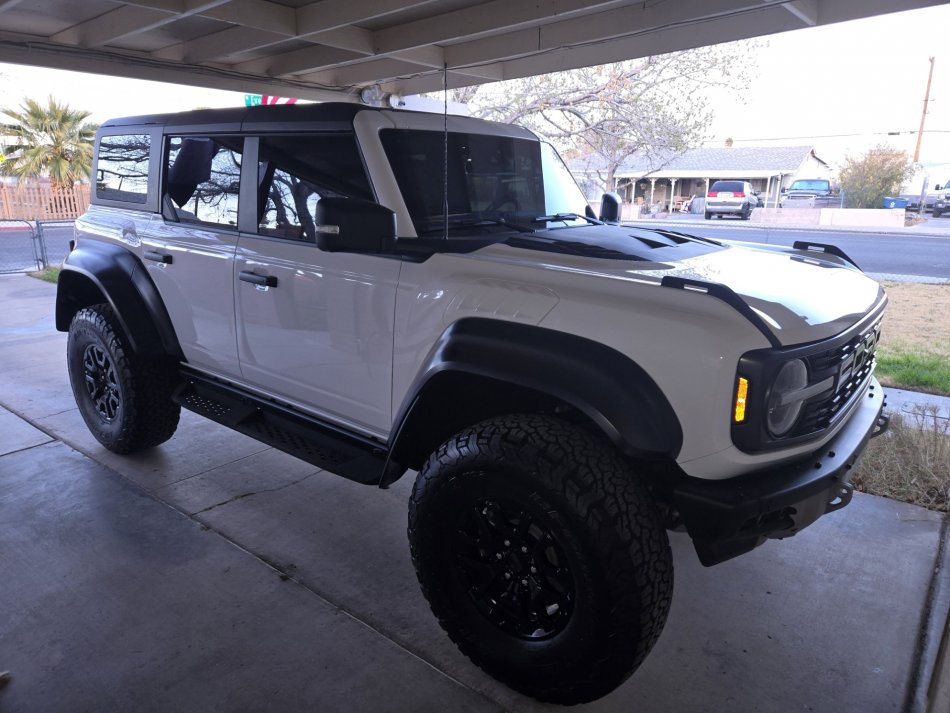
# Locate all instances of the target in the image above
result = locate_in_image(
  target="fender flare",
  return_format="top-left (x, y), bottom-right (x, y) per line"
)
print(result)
top-left (383, 318), bottom-right (682, 485)
top-left (56, 241), bottom-right (182, 358)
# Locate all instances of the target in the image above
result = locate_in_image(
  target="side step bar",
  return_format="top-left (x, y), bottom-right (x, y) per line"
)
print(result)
top-left (173, 370), bottom-right (386, 485)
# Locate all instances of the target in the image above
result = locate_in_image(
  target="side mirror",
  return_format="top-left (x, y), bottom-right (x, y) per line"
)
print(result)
top-left (599, 192), bottom-right (622, 223)
top-left (937, 184), bottom-right (944, 191)
top-left (781, 187), bottom-right (787, 193)
top-left (315, 197), bottom-right (396, 254)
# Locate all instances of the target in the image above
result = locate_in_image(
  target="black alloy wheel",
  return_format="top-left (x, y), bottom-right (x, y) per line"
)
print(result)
top-left (81, 343), bottom-right (121, 422)
top-left (409, 413), bottom-right (673, 704)
top-left (67, 304), bottom-right (181, 453)
top-left (452, 494), bottom-right (575, 640)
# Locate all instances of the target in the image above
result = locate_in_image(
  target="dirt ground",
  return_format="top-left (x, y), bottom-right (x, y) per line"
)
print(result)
top-left (878, 281), bottom-right (950, 355)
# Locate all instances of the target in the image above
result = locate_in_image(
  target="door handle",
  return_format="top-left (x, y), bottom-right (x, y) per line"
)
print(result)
top-left (239, 271), bottom-right (278, 288)
top-left (143, 250), bottom-right (173, 264)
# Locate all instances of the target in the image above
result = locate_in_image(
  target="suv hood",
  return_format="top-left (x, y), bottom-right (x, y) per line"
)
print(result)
top-left (490, 225), bottom-right (884, 346)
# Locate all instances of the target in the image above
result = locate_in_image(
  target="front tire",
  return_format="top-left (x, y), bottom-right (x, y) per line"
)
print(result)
top-left (67, 304), bottom-right (181, 454)
top-left (408, 414), bottom-right (673, 704)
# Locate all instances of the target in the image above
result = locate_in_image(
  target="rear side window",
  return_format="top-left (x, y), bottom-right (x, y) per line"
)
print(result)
top-left (709, 181), bottom-right (744, 192)
top-left (165, 136), bottom-right (244, 228)
top-left (96, 134), bottom-right (150, 203)
top-left (257, 134), bottom-right (372, 242)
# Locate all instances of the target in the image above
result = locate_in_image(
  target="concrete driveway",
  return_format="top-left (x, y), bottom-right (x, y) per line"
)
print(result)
top-left (1, 274), bottom-right (948, 712)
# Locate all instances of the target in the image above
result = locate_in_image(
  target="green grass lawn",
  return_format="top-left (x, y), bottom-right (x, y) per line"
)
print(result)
top-left (28, 267), bottom-right (61, 284)
top-left (876, 350), bottom-right (950, 396)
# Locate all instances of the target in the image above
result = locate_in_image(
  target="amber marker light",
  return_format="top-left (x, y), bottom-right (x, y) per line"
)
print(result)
top-left (734, 377), bottom-right (749, 423)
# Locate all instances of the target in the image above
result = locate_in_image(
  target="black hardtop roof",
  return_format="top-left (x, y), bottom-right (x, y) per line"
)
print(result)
top-left (99, 102), bottom-right (368, 133)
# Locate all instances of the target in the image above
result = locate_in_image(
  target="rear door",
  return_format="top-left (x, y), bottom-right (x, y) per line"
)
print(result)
top-left (142, 134), bottom-right (245, 376)
top-left (233, 134), bottom-right (400, 437)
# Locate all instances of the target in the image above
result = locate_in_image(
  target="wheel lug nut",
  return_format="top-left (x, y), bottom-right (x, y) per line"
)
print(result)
top-left (504, 572), bottom-right (511, 580)
top-left (495, 553), bottom-right (503, 560)
top-left (503, 539), bottom-right (510, 547)
top-left (521, 579), bottom-right (528, 586)
top-left (530, 566), bottom-right (537, 573)
top-left (521, 546), bottom-right (528, 553)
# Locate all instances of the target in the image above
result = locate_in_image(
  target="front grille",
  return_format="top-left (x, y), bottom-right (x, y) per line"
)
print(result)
top-left (793, 318), bottom-right (882, 436)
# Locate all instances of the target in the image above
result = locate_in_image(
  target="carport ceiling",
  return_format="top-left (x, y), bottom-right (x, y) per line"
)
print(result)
top-left (0, 0), bottom-right (945, 101)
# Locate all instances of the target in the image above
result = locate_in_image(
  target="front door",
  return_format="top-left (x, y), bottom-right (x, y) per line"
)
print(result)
top-left (234, 133), bottom-right (399, 437)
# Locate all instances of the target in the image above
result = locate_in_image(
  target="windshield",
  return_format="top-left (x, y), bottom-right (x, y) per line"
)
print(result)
top-left (380, 129), bottom-right (590, 234)
top-left (789, 180), bottom-right (830, 191)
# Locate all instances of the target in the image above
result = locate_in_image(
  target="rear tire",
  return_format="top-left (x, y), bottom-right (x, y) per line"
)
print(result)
top-left (67, 304), bottom-right (181, 454)
top-left (704, 211), bottom-right (711, 219)
top-left (408, 414), bottom-right (673, 704)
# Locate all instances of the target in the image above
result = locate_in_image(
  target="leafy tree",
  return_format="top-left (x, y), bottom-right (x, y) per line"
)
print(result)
top-left (445, 44), bottom-right (756, 193)
top-left (838, 146), bottom-right (916, 209)
top-left (0, 96), bottom-right (97, 190)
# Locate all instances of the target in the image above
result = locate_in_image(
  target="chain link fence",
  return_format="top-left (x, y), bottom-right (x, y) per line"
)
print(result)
top-left (0, 220), bottom-right (76, 274)
top-left (36, 220), bottom-right (76, 267)
top-left (0, 220), bottom-right (43, 274)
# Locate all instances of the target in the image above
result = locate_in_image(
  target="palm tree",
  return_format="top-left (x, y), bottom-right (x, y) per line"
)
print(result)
top-left (0, 96), bottom-right (97, 191)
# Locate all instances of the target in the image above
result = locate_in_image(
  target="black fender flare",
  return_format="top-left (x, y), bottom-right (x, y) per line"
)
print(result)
top-left (382, 318), bottom-right (682, 485)
top-left (56, 241), bottom-right (182, 359)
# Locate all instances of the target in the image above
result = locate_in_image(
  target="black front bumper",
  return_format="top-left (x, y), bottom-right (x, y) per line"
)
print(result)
top-left (673, 380), bottom-right (888, 566)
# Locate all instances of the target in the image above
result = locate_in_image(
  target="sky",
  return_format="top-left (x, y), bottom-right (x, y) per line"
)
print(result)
top-left (1, 3), bottom-right (949, 180)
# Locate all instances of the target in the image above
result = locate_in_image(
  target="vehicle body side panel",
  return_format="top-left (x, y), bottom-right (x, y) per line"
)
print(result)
top-left (65, 208), bottom-right (180, 357)
top-left (140, 216), bottom-right (241, 376)
top-left (234, 235), bottom-right (400, 437)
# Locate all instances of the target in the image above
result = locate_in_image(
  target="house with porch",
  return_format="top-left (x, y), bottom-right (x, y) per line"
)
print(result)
top-left (571, 146), bottom-right (831, 218)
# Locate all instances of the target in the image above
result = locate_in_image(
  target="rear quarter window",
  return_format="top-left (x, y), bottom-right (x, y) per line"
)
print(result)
top-left (96, 134), bottom-right (150, 204)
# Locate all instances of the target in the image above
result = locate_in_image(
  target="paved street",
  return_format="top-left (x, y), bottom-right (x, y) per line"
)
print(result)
top-left (627, 213), bottom-right (950, 281)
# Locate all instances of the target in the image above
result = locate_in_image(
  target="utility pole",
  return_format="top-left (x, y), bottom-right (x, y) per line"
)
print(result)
top-left (914, 57), bottom-right (935, 163)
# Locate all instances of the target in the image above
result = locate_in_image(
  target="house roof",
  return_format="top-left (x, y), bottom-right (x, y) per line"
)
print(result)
top-left (570, 146), bottom-right (828, 180)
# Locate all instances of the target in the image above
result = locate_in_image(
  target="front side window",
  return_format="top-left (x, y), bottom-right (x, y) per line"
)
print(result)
top-left (96, 134), bottom-right (150, 203)
top-left (165, 136), bottom-right (243, 228)
top-left (257, 134), bottom-right (372, 242)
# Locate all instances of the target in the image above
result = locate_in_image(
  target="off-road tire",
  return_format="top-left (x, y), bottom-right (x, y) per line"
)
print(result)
top-left (408, 414), bottom-right (673, 704)
top-left (67, 304), bottom-right (180, 454)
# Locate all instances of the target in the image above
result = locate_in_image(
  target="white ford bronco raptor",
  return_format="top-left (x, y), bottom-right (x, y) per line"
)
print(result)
top-left (57, 103), bottom-right (889, 704)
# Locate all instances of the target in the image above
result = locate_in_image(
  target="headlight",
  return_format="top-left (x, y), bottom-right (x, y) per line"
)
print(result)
top-left (766, 359), bottom-right (808, 437)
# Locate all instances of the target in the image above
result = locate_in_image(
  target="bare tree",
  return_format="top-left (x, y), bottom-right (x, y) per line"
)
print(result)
top-left (444, 43), bottom-right (756, 193)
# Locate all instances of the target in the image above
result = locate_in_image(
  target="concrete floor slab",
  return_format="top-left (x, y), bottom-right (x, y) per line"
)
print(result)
top-left (1, 274), bottom-right (948, 712)
top-left (155, 447), bottom-right (322, 516)
top-left (0, 440), bottom-right (499, 713)
top-left (189, 468), bottom-right (947, 712)
top-left (0, 406), bottom-right (52, 456)
top-left (38, 407), bottom-right (276, 491)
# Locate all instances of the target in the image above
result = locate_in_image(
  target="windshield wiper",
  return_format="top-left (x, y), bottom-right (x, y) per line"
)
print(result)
top-left (533, 212), bottom-right (603, 225)
top-left (418, 218), bottom-right (534, 235)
